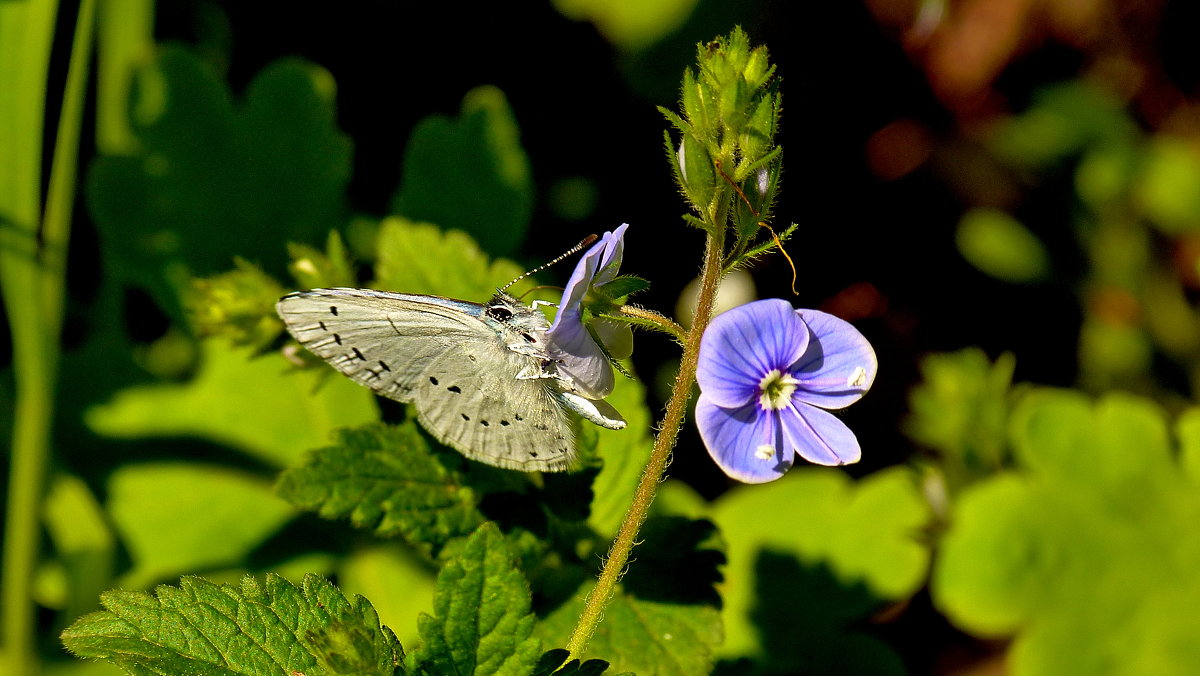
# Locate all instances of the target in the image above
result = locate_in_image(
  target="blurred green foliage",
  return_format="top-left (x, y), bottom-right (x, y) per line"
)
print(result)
top-left (933, 389), bottom-right (1200, 675)
top-left (6, 2), bottom-right (1200, 674)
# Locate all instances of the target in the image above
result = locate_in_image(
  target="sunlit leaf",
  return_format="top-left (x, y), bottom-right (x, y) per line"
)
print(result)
top-left (86, 339), bottom-right (378, 467)
top-left (88, 46), bottom-right (350, 319)
top-left (390, 86), bottom-right (532, 257)
top-left (107, 463), bottom-right (294, 589)
top-left (956, 208), bottom-right (1050, 283)
top-left (710, 467), bottom-right (930, 662)
top-left (61, 574), bottom-right (403, 675)
top-left (933, 389), bottom-right (1200, 675)
top-left (412, 522), bottom-right (542, 675)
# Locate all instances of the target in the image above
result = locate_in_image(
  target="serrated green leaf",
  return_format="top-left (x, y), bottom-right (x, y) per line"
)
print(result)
top-left (107, 463), bottom-right (293, 589)
top-left (536, 516), bottom-right (724, 675)
top-left (538, 585), bottom-right (722, 676)
top-left (532, 649), bottom-right (615, 676)
top-left (412, 522), bottom-right (541, 675)
top-left (710, 467), bottom-right (930, 661)
top-left (86, 339), bottom-right (378, 467)
top-left (339, 544), bottom-right (436, 649)
top-left (61, 573), bottom-right (403, 676)
top-left (372, 217), bottom-right (550, 303)
top-left (277, 422), bottom-right (485, 556)
top-left (933, 389), bottom-right (1200, 675)
top-left (390, 86), bottom-right (532, 257)
top-left (88, 46), bottom-right (350, 320)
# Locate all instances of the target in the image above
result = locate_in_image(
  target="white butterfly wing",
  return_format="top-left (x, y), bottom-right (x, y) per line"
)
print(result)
top-left (413, 345), bottom-right (575, 471)
top-left (276, 288), bottom-right (575, 471)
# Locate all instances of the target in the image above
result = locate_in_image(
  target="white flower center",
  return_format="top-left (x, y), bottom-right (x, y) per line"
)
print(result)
top-left (755, 445), bottom-right (774, 460)
top-left (758, 369), bottom-right (800, 411)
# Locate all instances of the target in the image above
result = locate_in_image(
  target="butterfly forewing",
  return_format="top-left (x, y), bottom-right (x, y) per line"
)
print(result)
top-left (276, 289), bottom-right (487, 401)
top-left (276, 288), bottom-right (577, 471)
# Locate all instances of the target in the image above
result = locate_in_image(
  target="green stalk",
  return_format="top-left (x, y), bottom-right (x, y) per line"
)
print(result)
top-left (565, 222), bottom-right (726, 658)
top-left (1, 1), bottom-right (93, 672)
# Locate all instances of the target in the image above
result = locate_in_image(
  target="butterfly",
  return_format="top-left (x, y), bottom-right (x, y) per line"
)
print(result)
top-left (275, 288), bottom-right (625, 472)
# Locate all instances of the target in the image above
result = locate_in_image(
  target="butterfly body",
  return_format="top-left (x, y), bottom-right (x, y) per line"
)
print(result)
top-left (277, 288), bottom-right (621, 472)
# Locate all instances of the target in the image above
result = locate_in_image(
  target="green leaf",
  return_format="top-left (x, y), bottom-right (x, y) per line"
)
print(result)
top-left (905, 348), bottom-right (1016, 486)
top-left (106, 463), bottom-right (294, 589)
top-left (372, 217), bottom-right (549, 303)
top-left (338, 544), bottom-right (436, 649)
top-left (390, 86), bottom-right (532, 257)
top-left (43, 474), bottom-right (116, 621)
top-left (412, 522), bottom-right (541, 675)
top-left (710, 467), bottom-right (930, 662)
top-left (956, 208), bottom-right (1050, 283)
top-left (277, 422), bottom-right (486, 556)
top-left (594, 275), bottom-right (649, 301)
top-left (533, 649), bottom-right (615, 676)
top-left (1135, 137), bottom-right (1200, 234)
top-left (536, 517), bottom-right (724, 675)
top-left (988, 82), bottom-right (1137, 169)
top-left (550, 0), bottom-right (698, 51)
top-left (61, 573), bottom-right (403, 676)
top-left (185, 258), bottom-right (286, 349)
top-left (287, 229), bottom-right (356, 290)
top-left (932, 389), bottom-right (1200, 675)
top-left (88, 46), bottom-right (350, 319)
top-left (85, 339), bottom-right (378, 467)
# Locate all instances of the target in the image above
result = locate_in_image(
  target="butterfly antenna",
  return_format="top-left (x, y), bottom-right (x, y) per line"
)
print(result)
top-left (501, 234), bottom-right (598, 292)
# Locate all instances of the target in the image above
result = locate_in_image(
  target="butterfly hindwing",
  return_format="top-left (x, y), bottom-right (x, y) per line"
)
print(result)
top-left (413, 346), bottom-right (575, 471)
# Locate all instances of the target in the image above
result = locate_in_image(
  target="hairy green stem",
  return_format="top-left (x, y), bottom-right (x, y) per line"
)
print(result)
top-left (616, 304), bottom-right (687, 342)
top-left (566, 226), bottom-right (725, 659)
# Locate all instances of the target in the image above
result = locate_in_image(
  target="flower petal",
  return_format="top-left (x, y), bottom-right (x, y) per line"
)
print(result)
top-left (789, 309), bottom-right (877, 410)
top-left (696, 299), bottom-right (810, 408)
top-left (695, 394), bottom-right (793, 483)
top-left (779, 399), bottom-right (862, 465)
top-left (594, 223), bottom-right (628, 286)
top-left (545, 225), bottom-right (629, 399)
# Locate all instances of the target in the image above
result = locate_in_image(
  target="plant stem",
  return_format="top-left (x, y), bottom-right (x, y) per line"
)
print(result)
top-left (565, 228), bottom-right (725, 659)
top-left (616, 304), bottom-right (687, 342)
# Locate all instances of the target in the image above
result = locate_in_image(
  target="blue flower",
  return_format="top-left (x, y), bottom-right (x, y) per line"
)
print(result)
top-left (695, 299), bottom-right (877, 483)
top-left (545, 224), bottom-right (631, 399)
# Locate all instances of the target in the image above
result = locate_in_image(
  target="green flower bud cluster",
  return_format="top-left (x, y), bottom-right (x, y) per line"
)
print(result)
top-left (661, 27), bottom-right (784, 265)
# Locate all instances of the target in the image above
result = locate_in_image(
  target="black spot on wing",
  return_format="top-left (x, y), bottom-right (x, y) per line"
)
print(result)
top-left (447, 385), bottom-right (462, 394)
top-left (379, 360), bottom-right (391, 372)
top-left (429, 376), bottom-right (439, 385)
top-left (330, 306), bottom-right (338, 316)
top-left (333, 333), bottom-right (342, 345)
top-left (352, 347), bottom-right (366, 361)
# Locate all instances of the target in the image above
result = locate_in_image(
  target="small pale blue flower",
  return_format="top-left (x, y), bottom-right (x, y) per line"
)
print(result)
top-left (695, 299), bottom-right (877, 483)
top-left (545, 224), bottom-right (631, 399)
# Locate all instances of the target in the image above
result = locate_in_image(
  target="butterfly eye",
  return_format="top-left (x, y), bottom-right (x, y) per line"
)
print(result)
top-left (488, 305), bottom-right (513, 322)
top-left (522, 333), bottom-right (537, 343)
